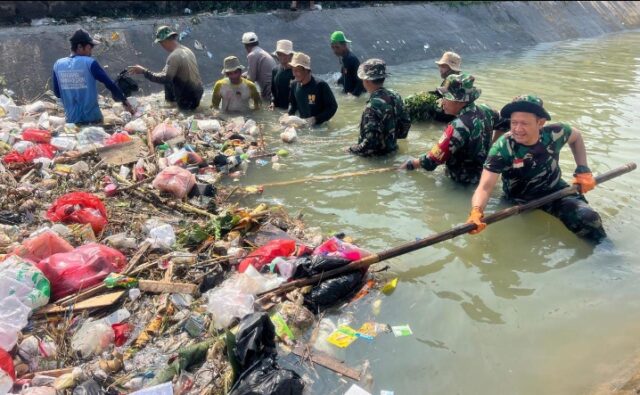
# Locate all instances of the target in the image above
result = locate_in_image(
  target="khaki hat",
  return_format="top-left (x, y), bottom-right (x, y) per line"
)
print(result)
top-left (289, 52), bottom-right (311, 70)
top-left (221, 56), bottom-right (245, 74)
top-left (154, 26), bottom-right (178, 43)
top-left (273, 40), bottom-right (294, 55)
top-left (242, 32), bottom-right (258, 44)
top-left (435, 51), bottom-right (462, 72)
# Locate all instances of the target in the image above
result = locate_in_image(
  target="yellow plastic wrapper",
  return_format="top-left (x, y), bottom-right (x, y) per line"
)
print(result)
top-left (326, 325), bottom-right (358, 348)
top-left (381, 278), bottom-right (398, 295)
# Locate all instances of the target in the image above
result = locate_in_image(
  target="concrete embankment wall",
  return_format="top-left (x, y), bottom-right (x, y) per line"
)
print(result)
top-left (1, 1), bottom-right (640, 99)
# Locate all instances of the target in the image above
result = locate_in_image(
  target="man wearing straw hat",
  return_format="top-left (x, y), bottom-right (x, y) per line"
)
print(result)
top-left (128, 26), bottom-right (203, 110)
top-left (211, 56), bottom-right (261, 113)
top-left (401, 73), bottom-right (502, 185)
top-left (349, 59), bottom-right (411, 157)
top-left (288, 52), bottom-right (338, 126)
top-left (270, 40), bottom-right (295, 110)
top-left (465, 95), bottom-right (606, 243)
top-left (242, 32), bottom-right (277, 101)
top-left (433, 51), bottom-right (462, 93)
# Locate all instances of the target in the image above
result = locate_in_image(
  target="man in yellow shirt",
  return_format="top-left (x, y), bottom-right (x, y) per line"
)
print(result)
top-left (211, 56), bottom-right (261, 113)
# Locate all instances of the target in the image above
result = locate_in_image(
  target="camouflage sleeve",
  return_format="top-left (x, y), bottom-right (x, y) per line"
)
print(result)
top-left (551, 122), bottom-right (573, 152)
top-left (419, 121), bottom-right (467, 171)
top-left (483, 134), bottom-right (512, 174)
top-left (396, 96), bottom-right (412, 137)
top-left (350, 102), bottom-right (383, 155)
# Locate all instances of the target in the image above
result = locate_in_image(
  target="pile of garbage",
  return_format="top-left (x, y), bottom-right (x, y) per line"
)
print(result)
top-left (0, 90), bottom-right (401, 395)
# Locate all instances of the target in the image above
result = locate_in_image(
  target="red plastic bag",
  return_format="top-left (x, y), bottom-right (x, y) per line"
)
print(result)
top-left (313, 237), bottom-right (371, 261)
top-left (36, 243), bottom-right (127, 301)
top-left (152, 166), bottom-right (196, 199)
top-left (45, 192), bottom-right (108, 234)
top-left (2, 143), bottom-right (56, 164)
top-left (105, 132), bottom-right (132, 146)
top-left (151, 122), bottom-right (181, 145)
top-left (11, 230), bottom-right (74, 263)
top-left (21, 128), bottom-right (51, 144)
top-left (0, 347), bottom-right (15, 382)
top-left (238, 239), bottom-right (298, 273)
top-left (112, 322), bottom-right (131, 346)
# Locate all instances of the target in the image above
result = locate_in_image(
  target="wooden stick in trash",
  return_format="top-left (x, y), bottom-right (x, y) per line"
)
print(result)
top-left (247, 166), bottom-right (396, 189)
top-left (257, 162), bottom-right (637, 301)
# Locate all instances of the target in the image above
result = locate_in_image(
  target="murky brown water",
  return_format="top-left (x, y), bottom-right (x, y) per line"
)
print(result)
top-left (218, 31), bottom-right (640, 394)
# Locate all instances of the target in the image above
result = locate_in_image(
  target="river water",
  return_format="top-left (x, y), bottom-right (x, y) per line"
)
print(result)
top-left (220, 31), bottom-right (640, 394)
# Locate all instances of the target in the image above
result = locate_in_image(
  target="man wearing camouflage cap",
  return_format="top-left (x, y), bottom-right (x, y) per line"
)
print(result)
top-left (128, 26), bottom-right (203, 110)
top-left (465, 95), bottom-right (606, 243)
top-left (401, 73), bottom-right (505, 184)
top-left (349, 59), bottom-right (411, 156)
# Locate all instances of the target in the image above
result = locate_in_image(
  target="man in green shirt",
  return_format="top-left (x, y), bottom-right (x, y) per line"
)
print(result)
top-left (465, 95), bottom-right (606, 243)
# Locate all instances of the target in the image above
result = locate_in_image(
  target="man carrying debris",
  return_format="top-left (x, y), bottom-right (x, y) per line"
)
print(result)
top-left (211, 56), bottom-right (261, 113)
top-left (242, 32), bottom-right (277, 101)
top-left (52, 29), bottom-right (134, 124)
top-left (401, 73), bottom-right (504, 185)
top-left (330, 31), bottom-right (364, 97)
top-left (128, 26), bottom-right (204, 111)
top-left (349, 59), bottom-right (411, 156)
top-left (270, 40), bottom-right (296, 110)
top-left (465, 95), bottom-right (606, 243)
top-left (288, 52), bottom-right (338, 126)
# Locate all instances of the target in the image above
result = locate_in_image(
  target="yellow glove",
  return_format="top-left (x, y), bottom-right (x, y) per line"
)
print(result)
top-left (466, 206), bottom-right (487, 234)
top-left (572, 172), bottom-right (595, 194)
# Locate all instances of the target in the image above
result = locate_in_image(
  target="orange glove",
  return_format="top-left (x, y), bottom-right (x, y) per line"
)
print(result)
top-left (466, 206), bottom-right (487, 234)
top-left (573, 173), bottom-right (596, 194)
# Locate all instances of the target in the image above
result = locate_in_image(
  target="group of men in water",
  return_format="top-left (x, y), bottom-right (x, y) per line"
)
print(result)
top-left (51, 27), bottom-right (606, 244)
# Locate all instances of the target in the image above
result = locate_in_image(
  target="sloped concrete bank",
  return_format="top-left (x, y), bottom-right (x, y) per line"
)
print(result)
top-left (1, 1), bottom-right (639, 99)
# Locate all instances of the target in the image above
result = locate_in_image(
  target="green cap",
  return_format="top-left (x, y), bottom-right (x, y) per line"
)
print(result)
top-left (330, 31), bottom-right (351, 44)
top-left (500, 95), bottom-right (551, 120)
top-left (155, 26), bottom-right (178, 43)
top-left (437, 73), bottom-right (481, 103)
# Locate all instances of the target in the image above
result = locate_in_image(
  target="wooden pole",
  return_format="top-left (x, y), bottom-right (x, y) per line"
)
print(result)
top-left (257, 162), bottom-right (637, 301)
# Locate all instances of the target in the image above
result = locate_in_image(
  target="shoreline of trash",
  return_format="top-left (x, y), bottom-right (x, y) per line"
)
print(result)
top-left (0, 88), bottom-right (402, 395)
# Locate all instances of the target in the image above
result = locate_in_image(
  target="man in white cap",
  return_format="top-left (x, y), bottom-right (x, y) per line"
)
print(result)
top-left (288, 52), bottom-right (337, 126)
top-left (211, 56), bottom-right (261, 113)
top-left (242, 32), bottom-right (277, 101)
top-left (270, 40), bottom-right (295, 110)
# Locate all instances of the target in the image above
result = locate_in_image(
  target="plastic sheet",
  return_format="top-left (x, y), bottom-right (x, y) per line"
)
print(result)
top-left (0, 255), bottom-right (51, 309)
top-left (45, 192), bottom-right (108, 234)
top-left (152, 166), bottom-right (196, 199)
top-left (12, 230), bottom-right (74, 262)
top-left (37, 243), bottom-right (127, 301)
top-left (205, 286), bottom-right (255, 329)
top-left (313, 236), bottom-right (371, 261)
top-left (151, 122), bottom-right (182, 145)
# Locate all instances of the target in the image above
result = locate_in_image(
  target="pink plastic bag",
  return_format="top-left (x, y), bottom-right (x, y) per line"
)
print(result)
top-left (45, 192), bottom-right (108, 234)
top-left (12, 230), bottom-right (74, 263)
top-left (151, 122), bottom-right (181, 145)
top-left (36, 243), bottom-right (127, 301)
top-left (313, 237), bottom-right (371, 261)
top-left (21, 128), bottom-right (51, 144)
top-left (238, 239), bottom-right (298, 273)
top-left (152, 166), bottom-right (195, 199)
top-left (105, 132), bottom-right (132, 146)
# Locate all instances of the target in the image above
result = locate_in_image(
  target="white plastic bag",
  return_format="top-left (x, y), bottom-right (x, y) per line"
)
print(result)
top-left (77, 126), bottom-right (109, 146)
top-left (0, 295), bottom-right (31, 351)
top-left (124, 118), bottom-right (148, 133)
top-left (196, 119), bottom-right (221, 132)
top-left (206, 286), bottom-right (255, 329)
top-left (279, 114), bottom-right (307, 128)
top-left (144, 220), bottom-right (176, 250)
top-left (280, 127), bottom-right (298, 143)
top-left (70, 319), bottom-right (115, 358)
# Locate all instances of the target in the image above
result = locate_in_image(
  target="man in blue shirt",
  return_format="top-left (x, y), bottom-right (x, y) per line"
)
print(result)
top-left (52, 29), bottom-right (133, 124)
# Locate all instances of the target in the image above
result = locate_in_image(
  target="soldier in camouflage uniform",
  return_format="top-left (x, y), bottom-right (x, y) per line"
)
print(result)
top-left (348, 59), bottom-right (411, 156)
top-left (466, 95), bottom-right (606, 243)
top-left (401, 73), bottom-right (505, 184)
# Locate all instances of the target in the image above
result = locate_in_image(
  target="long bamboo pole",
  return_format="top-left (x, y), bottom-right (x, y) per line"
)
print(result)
top-left (257, 162), bottom-right (637, 301)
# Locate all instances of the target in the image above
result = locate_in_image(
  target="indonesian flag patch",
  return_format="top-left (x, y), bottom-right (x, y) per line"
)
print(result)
top-left (513, 158), bottom-right (524, 168)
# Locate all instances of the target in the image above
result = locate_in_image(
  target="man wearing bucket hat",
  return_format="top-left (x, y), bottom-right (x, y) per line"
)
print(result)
top-left (288, 52), bottom-right (338, 126)
top-left (211, 56), bottom-right (261, 113)
top-left (348, 59), bottom-right (411, 156)
top-left (434, 51), bottom-right (462, 91)
top-left (465, 95), bottom-right (606, 243)
top-left (270, 40), bottom-right (295, 110)
top-left (52, 29), bottom-right (134, 124)
top-left (330, 31), bottom-right (364, 97)
top-left (128, 26), bottom-right (203, 110)
top-left (242, 32), bottom-right (277, 101)
top-left (401, 73), bottom-right (503, 185)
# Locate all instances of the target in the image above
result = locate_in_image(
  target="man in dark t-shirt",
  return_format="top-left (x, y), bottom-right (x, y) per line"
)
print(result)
top-left (270, 40), bottom-right (295, 110)
top-left (287, 52), bottom-right (338, 126)
top-left (330, 31), bottom-right (364, 97)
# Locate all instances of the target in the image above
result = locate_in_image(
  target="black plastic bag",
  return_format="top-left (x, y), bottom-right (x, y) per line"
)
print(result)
top-left (292, 255), bottom-right (351, 279)
top-left (229, 357), bottom-right (304, 395)
top-left (234, 313), bottom-right (277, 372)
top-left (115, 70), bottom-right (139, 97)
top-left (304, 270), bottom-right (366, 311)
